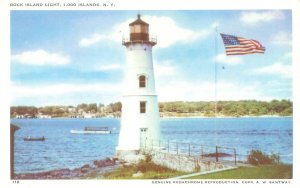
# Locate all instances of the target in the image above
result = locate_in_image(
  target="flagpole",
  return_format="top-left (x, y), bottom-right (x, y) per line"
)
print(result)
top-left (213, 26), bottom-right (219, 147)
top-left (214, 26), bottom-right (218, 117)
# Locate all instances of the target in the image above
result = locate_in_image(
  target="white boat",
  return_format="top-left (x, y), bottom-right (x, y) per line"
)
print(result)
top-left (70, 130), bottom-right (111, 134)
top-left (70, 127), bottom-right (111, 134)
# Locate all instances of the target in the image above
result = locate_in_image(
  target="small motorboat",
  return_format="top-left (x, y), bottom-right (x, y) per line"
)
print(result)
top-left (24, 136), bottom-right (45, 141)
top-left (70, 126), bottom-right (111, 134)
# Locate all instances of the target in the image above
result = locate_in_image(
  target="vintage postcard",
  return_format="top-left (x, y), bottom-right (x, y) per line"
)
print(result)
top-left (1, 0), bottom-right (299, 187)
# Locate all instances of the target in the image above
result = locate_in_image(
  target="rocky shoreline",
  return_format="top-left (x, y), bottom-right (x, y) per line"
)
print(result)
top-left (14, 158), bottom-right (119, 179)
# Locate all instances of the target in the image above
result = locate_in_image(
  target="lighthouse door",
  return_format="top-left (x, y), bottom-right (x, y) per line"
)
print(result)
top-left (140, 128), bottom-right (148, 148)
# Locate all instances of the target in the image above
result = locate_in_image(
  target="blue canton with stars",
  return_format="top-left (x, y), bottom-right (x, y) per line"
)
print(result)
top-left (220, 34), bottom-right (241, 45)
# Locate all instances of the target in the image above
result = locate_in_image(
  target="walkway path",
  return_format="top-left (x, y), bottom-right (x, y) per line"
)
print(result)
top-left (170, 166), bottom-right (238, 179)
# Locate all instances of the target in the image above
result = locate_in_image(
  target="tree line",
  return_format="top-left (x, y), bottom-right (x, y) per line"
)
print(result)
top-left (10, 99), bottom-right (292, 118)
top-left (159, 99), bottom-right (292, 117)
top-left (10, 102), bottom-right (122, 118)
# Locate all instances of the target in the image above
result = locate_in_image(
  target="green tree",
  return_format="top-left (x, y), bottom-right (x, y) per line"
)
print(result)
top-left (11, 106), bottom-right (38, 117)
top-left (159, 103), bottom-right (164, 112)
top-left (87, 103), bottom-right (98, 113)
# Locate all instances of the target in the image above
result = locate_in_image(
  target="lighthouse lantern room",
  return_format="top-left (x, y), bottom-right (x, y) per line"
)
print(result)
top-left (116, 14), bottom-right (160, 157)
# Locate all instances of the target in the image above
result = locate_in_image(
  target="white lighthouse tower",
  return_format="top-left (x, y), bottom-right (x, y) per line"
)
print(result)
top-left (116, 14), bottom-right (160, 157)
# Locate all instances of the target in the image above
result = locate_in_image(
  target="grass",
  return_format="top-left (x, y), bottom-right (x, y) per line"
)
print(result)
top-left (103, 160), bottom-right (186, 179)
top-left (81, 151), bottom-right (292, 179)
top-left (186, 164), bottom-right (292, 179)
top-left (82, 164), bottom-right (292, 179)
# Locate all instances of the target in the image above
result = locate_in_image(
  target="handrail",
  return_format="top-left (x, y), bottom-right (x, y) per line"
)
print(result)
top-left (140, 138), bottom-right (238, 165)
top-left (122, 35), bottom-right (157, 46)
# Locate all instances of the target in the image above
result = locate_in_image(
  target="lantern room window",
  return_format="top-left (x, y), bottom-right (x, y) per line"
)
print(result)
top-left (130, 25), bottom-right (148, 33)
top-left (139, 75), bottom-right (146, 88)
top-left (130, 25), bottom-right (141, 33)
top-left (141, 26), bottom-right (148, 33)
top-left (140, 101), bottom-right (146, 113)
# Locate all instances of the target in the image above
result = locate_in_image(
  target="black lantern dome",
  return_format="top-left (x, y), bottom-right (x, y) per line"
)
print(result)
top-left (123, 14), bottom-right (156, 46)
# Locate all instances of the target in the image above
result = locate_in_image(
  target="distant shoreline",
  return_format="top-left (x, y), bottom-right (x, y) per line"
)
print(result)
top-left (11, 100), bottom-right (293, 119)
top-left (161, 115), bottom-right (292, 119)
top-left (11, 115), bottom-right (292, 120)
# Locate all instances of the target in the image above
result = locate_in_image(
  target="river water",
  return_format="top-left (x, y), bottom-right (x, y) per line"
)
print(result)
top-left (11, 117), bottom-right (292, 173)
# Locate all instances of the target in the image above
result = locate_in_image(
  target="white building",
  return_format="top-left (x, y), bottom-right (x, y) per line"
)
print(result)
top-left (116, 15), bottom-right (160, 156)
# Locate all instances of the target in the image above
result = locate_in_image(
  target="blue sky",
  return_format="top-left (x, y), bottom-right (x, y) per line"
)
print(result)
top-left (10, 10), bottom-right (292, 106)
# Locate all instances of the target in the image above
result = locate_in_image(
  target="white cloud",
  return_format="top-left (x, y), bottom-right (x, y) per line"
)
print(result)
top-left (78, 18), bottom-right (129, 47)
top-left (214, 53), bottom-right (243, 65)
top-left (79, 15), bottom-right (217, 48)
top-left (251, 62), bottom-right (292, 79)
top-left (11, 50), bottom-right (70, 66)
top-left (157, 80), bottom-right (265, 102)
top-left (240, 10), bottom-right (285, 24)
top-left (270, 31), bottom-right (292, 47)
top-left (141, 16), bottom-right (217, 48)
top-left (96, 63), bottom-right (123, 71)
top-left (154, 60), bottom-right (177, 77)
top-left (79, 34), bottom-right (115, 47)
top-left (265, 80), bottom-right (291, 89)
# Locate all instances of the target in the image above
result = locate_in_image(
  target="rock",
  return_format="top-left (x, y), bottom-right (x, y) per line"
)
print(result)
top-left (80, 164), bottom-right (92, 173)
top-left (123, 162), bottom-right (131, 166)
top-left (81, 164), bottom-right (91, 168)
top-left (69, 168), bottom-right (81, 177)
top-left (94, 160), bottom-right (105, 167)
top-left (93, 158), bottom-right (116, 168)
top-left (49, 168), bottom-right (70, 177)
top-left (17, 173), bottom-right (34, 179)
top-left (14, 156), bottom-right (119, 179)
top-left (132, 171), bottom-right (144, 178)
top-left (120, 154), bottom-right (145, 164)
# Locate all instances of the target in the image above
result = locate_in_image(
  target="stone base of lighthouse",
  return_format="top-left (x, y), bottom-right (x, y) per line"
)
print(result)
top-left (115, 149), bottom-right (145, 164)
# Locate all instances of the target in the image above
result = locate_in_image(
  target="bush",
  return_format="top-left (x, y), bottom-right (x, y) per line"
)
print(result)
top-left (247, 149), bottom-right (280, 165)
top-left (145, 154), bottom-right (152, 163)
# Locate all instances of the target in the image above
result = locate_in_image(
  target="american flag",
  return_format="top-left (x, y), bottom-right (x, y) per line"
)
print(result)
top-left (220, 33), bottom-right (265, 55)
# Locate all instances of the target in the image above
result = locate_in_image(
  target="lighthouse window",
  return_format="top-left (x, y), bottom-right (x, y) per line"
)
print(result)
top-left (141, 26), bottom-right (148, 33)
top-left (140, 101), bottom-right (146, 113)
top-left (139, 75), bottom-right (146, 88)
top-left (133, 25), bottom-right (141, 33)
